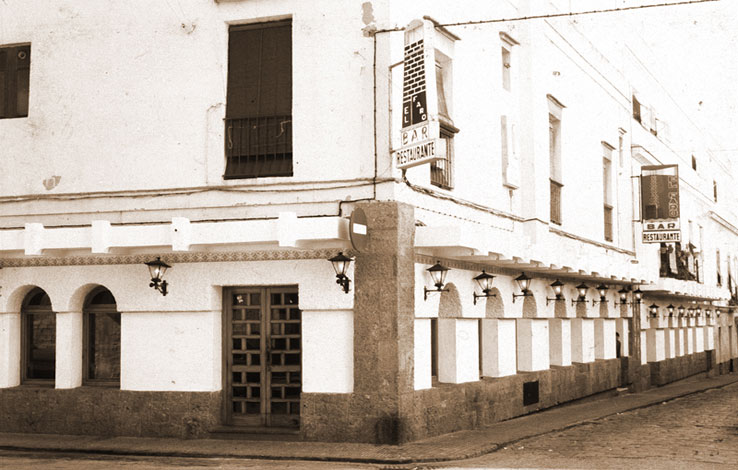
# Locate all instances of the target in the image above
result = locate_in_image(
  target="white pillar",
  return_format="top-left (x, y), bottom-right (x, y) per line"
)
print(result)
top-left (685, 328), bottom-right (694, 354)
top-left (55, 311), bottom-right (83, 389)
top-left (549, 318), bottom-right (571, 366)
top-left (438, 318), bottom-right (479, 384)
top-left (647, 328), bottom-right (666, 363)
top-left (517, 318), bottom-right (550, 372)
top-left (695, 326), bottom-right (705, 353)
top-left (0, 312), bottom-right (22, 388)
top-left (640, 330), bottom-right (647, 365)
top-left (481, 318), bottom-right (517, 377)
top-left (571, 318), bottom-right (595, 363)
top-left (704, 325), bottom-right (715, 350)
top-left (665, 329), bottom-right (676, 359)
top-left (676, 328), bottom-right (685, 356)
top-left (594, 318), bottom-right (616, 360)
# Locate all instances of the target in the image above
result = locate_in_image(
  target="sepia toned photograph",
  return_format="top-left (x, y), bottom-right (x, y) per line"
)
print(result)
top-left (0, 0), bottom-right (736, 468)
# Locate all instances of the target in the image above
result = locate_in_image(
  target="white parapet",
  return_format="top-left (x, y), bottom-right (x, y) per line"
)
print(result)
top-left (517, 318), bottom-right (550, 372)
top-left (594, 318), bottom-right (616, 360)
top-left (481, 318), bottom-right (517, 377)
top-left (571, 318), bottom-right (595, 363)
top-left (1, 214), bottom-right (350, 255)
top-left (549, 318), bottom-right (572, 367)
top-left (438, 318), bottom-right (480, 384)
top-left (646, 328), bottom-right (666, 363)
top-left (303, 310), bottom-right (354, 393)
top-left (414, 318), bottom-right (432, 390)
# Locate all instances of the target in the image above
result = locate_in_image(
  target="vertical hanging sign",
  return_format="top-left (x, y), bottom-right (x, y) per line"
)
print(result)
top-left (394, 19), bottom-right (444, 169)
top-left (641, 164), bottom-right (681, 243)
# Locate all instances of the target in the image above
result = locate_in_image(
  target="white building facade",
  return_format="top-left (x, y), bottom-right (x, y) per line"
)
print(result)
top-left (0, 0), bottom-right (736, 443)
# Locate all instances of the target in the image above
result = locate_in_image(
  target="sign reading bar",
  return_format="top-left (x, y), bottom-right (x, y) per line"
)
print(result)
top-left (393, 19), bottom-right (443, 170)
top-left (640, 164), bottom-right (681, 244)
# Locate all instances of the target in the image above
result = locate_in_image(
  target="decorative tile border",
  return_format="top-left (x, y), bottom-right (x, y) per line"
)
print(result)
top-left (0, 248), bottom-right (357, 268)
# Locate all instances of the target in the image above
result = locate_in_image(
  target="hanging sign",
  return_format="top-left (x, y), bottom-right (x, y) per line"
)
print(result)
top-left (394, 19), bottom-right (444, 170)
top-left (641, 164), bottom-right (681, 243)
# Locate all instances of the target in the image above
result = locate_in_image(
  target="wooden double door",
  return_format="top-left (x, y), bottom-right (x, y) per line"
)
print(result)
top-left (224, 286), bottom-right (301, 428)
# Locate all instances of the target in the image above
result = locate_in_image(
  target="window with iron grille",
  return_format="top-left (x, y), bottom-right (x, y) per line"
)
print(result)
top-left (225, 21), bottom-right (292, 179)
top-left (0, 44), bottom-right (30, 119)
top-left (430, 60), bottom-right (457, 190)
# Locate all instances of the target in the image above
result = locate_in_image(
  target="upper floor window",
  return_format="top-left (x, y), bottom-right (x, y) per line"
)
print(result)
top-left (430, 57), bottom-right (457, 190)
top-left (713, 179), bottom-right (718, 203)
top-left (499, 32), bottom-right (519, 93)
top-left (548, 95), bottom-right (564, 225)
top-left (0, 44), bottom-right (30, 119)
top-left (691, 155), bottom-right (697, 171)
top-left (632, 94), bottom-right (641, 123)
top-left (225, 21), bottom-right (292, 179)
top-left (602, 142), bottom-right (614, 242)
top-left (717, 249), bottom-right (722, 286)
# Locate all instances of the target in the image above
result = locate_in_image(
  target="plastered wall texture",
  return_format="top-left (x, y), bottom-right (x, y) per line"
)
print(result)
top-left (0, 388), bottom-right (220, 438)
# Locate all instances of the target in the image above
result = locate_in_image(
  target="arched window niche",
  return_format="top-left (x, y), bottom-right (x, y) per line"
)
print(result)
top-left (21, 288), bottom-right (55, 384)
top-left (83, 287), bottom-right (121, 386)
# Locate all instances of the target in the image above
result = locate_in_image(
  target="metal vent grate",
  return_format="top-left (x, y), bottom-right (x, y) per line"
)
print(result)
top-left (523, 380), bottom-right (540, 406)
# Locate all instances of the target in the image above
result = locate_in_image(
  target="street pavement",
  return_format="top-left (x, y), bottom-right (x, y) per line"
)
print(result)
top-left (0, 372), bottom-right (736, 469)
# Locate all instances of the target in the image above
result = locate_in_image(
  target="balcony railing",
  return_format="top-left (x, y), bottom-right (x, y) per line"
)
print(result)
top-left (225, 115), bottom-right (292, 179)
top-left (430, 132), bottom-right (454, 189)
top-left (550, 179), bottom-right (562, 225)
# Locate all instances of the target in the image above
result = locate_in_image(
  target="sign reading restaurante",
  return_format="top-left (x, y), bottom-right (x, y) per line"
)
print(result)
top-left (640, 164), bottom-right (681, 243)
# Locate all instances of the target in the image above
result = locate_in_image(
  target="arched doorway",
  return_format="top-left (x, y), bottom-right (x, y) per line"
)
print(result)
top-left (21, 288), bottom-right (55, 383)
top-left (83, 287), bottom-right (121, 385)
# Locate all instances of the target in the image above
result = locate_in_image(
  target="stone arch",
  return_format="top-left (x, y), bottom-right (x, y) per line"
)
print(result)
top-left (522, 294), bottom-right (538, 318)
top-left (438, 282), bottom-right (462, 318)
top-left (5, 284), bottom-right (52, 313)
top-left (484, 287), bottom-right (504, 317)
top-left (68, 283), bottom-right (116, 313)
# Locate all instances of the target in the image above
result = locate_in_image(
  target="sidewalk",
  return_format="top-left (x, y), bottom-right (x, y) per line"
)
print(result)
top-left (1, 373), bottom-right (737, 465)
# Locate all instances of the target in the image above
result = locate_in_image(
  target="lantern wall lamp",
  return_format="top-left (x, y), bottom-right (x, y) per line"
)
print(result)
top-left (592, 284), bottom-right (609, 305)
top-left (473, 270), bottom-right (496, 305)
top-left (614, 287), bottom-right (630, 306)
top-left (571, 283), bottom-right (589, 305)
top-left (328, 252), bottom-right (353, 293)
top-left (511, 273), bottom-right (532, 303)
top-left (633, 287), bottom-right (643, 304)
top-left (649, 303), bottom-right (660, 318)
top-left (424, 261), bottom-right (450, 300)
top-left (678, 305), bottom-right (686, 317)
top-left (546, 279), bottom-right (564, 305)
top-left (145, 257), bottom-right (170, 296)
top-left (667, 304), bottom-right (675, 317)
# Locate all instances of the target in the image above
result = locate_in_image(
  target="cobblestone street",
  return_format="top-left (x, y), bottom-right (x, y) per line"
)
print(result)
top-left (442, 381), bottom-right (738, 469)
